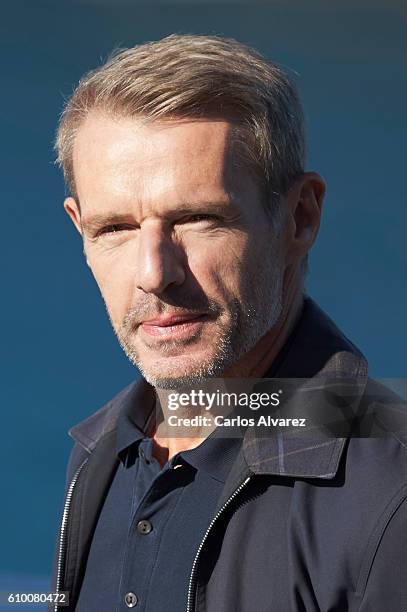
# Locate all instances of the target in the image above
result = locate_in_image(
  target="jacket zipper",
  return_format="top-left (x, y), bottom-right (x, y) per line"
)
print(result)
top-left (54, 457), bottom-right (89, 612)
top-left (186, 475), bottom-right (252, 612)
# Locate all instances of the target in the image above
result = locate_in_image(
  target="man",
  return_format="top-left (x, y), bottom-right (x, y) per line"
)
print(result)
top-left (50, 34), bottom-right (407, 611)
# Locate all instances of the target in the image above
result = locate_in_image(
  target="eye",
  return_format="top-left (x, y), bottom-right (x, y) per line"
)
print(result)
top-left (98, 224), bottom-right (133, 236)
top-left (180, 214), bottom-right (219, 224)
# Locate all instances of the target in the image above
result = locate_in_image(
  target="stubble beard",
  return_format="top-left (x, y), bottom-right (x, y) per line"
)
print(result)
top-left (107, 245), bottom-right (284, 390)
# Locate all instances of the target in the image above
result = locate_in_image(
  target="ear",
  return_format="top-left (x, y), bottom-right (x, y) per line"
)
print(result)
top-left (284, 172), bottom-right (326, 264)
top-left (64, 197), bottom-right (90, 266)
top-left (64, 197), bottom-right (82, 236)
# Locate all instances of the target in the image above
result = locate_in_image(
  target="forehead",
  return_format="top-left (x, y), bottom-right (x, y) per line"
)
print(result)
top-left (72, 111), bottom-right (257, 214)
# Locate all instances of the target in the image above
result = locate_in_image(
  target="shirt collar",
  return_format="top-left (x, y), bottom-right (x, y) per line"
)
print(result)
top-left (115, 384), bottom-right (158, 461)
top-left (116, 397), bottom-right (243, 483)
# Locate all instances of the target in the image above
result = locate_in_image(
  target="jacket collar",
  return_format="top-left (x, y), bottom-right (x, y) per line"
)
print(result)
top-left (243, 295), bottom-right (368, 479)
top-left (69, 295), bottom-right (368, 479)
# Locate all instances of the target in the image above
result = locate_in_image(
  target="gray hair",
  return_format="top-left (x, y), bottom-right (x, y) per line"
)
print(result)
top-left (55, 33), bottom-right (306, 228)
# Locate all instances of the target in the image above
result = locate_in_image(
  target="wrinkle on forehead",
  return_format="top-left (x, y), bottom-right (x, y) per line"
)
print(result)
top-left (72, 111), bottom-right (260, 219)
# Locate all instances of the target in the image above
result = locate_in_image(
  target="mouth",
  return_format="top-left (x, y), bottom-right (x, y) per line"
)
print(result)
top-left (140, 313), bottom-right (209, 339)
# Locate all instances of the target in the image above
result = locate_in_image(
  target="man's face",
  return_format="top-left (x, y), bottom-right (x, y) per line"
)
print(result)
top-left (67, 112), bottom-right (289, 388)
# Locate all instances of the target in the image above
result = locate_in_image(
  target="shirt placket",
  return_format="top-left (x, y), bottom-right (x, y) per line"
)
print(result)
top-left (119, 438), bottom-right (184, 611)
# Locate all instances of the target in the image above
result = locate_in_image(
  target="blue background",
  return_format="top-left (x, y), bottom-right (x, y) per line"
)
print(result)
top-left (1, 0), bottom-right (406, 597)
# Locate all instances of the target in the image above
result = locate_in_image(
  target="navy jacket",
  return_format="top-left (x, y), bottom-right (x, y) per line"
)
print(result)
top-left (49, 297), bottom-right (407, 611)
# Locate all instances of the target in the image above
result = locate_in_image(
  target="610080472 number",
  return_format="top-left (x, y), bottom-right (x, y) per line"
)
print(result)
top-left (2, 592), bottom-right (69, 605)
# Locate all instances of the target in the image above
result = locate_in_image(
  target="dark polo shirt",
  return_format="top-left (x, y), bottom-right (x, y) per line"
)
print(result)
top-left (75, 399), bottom-right (243, 612)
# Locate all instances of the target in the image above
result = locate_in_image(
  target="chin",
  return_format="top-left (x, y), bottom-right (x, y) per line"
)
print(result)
top-left (137, 351), bottom-right (229, 389)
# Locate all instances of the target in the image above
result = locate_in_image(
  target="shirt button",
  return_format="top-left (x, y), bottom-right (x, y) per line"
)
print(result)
top-left (124, 592), bottom-right (138, 607)
top-left (136, 519), bottom-right (153, 535)
top-left (139, 448), bottom-right (150, 464)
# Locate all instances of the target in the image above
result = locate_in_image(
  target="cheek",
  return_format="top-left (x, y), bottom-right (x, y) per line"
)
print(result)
top-left (87, 250), bottom-right (136, 324)
top-left (185, 233), bottom-right (252, 298)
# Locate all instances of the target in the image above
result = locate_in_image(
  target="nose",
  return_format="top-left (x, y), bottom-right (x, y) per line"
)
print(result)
top-left (135, 223), bottom-right (186, 294)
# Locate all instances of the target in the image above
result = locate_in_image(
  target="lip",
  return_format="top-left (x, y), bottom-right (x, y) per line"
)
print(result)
top-left (141, 313), bottom-right (206, 327)
top-left (140, 313), bottom-right (208, 338)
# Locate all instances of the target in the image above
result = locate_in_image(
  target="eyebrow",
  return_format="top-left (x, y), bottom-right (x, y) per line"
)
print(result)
top-left (81, 200), bottom-right (235, 234)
